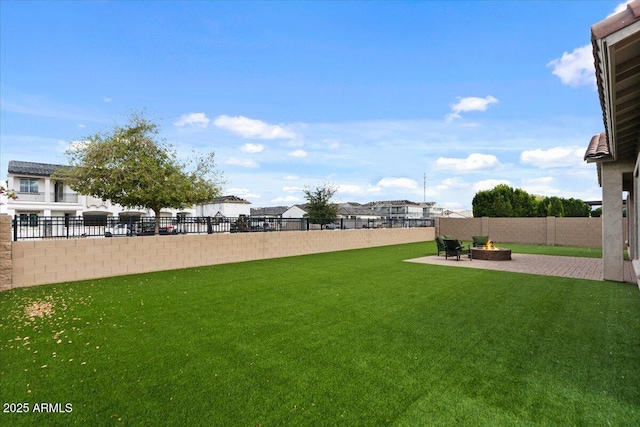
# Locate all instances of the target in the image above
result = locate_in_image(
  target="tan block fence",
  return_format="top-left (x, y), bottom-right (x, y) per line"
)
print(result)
top-left (0, 215), bottom-right (11, 290)
top-left (0, 214), bottom-right (435, 289)
top-left (438, 217), bottom-right (609, 248)
top-left (0, 214), bottom-right (612, 290)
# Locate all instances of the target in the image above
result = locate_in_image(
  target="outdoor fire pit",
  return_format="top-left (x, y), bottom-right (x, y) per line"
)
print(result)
top-left (470, 241), bottom-right (512, 261)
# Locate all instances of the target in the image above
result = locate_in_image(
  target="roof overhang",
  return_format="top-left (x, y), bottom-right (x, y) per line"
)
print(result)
top-left (586, 1), bottom-right (640, 167)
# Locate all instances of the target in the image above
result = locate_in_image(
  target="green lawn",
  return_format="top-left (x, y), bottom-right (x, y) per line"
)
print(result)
top-left (1, 242), bottom-right (638, 426)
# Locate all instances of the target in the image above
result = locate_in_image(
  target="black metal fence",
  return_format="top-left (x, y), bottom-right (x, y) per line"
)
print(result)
top-left (11, 215), bottom-right (434, 241)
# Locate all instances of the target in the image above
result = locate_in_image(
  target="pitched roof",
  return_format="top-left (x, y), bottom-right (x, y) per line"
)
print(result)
top-left (250, 206), bottom-right (289, 216)
top-left (8, 160), bottom-right (68, 176)
top-left (208, 195), bottom-right (251, 204)
top-left (588, 0), bottom-right (640, 163)
top-left (338, 205), bottom-right (382, 217)
top-left (364, 200), bottom-right (421, 207)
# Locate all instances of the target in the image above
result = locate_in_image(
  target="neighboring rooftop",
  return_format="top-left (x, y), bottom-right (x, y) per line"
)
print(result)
top-left (8, 160), bottom-right (67, 176)
top-left (250, 206), bottom-right (289, 216)
top-left (338, 205), bottom-right (382, 217)
top-left (364, 200), bottom-right (421, 207)
top-left (208, 195), bottom-right (251, 204)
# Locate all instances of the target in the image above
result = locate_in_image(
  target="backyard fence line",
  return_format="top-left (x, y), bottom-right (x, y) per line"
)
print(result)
top-left (11, 215), bottom-right (435, 241)
top-left (437, 216), bottom-right (608, 249)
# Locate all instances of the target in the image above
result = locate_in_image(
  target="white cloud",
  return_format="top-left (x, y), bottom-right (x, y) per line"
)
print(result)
top-left (174, 112), bottom-right (211, 128)
top-left (282, 186), bottom-right (302, 193)
top-left (521, 177), bottom-right (562, 196)
top-left (435, 153), bottom-right (500, 173)
top-left (289, 149), bottom-right (307, 158)
top-left (240, 143), bottom-right (264, 153)
top-left (78, 123), bottom-right (86, 129)
top-left (271, 195), bottom-right (301, 203)
top-left (214, 115), bottom-right (296, 139)
top-left (337, 184), bottom-right (381, 196)
top-left (282, 175), bottom-right (300, 181)
top-left (376, 177), bottom-right (418, 190)
top-left (227, 188), bottom-right (261, 199)
top-left (436, 177), bottom-right (468, 191)
top-left (520, 146), bottom-right (583, 168)
top-left (547, 1), bottom-right (631, 89)
top-left (337, 184), bottom-right (365, 195)
top-left (473, 179), bottom-right (512, 192)
top-left (225, 157), bottom-right (259, 168)
top-left (103, 97), bottom-right (112, 103)
top-left (324, 139), bottom-right (340, 149)
top-left (547, 45), bottom-right (595, 88)
top-left (446, 96), bottom-right (498, 121)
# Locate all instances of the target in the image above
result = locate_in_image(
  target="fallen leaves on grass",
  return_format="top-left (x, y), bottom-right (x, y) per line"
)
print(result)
top-left (24, 300), bottom-right (55, 321)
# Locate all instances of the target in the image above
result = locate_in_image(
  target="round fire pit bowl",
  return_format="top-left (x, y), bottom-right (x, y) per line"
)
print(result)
top-left (471, 247), bottom-right (512, 261)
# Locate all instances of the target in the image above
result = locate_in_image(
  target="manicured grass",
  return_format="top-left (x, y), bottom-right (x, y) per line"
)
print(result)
top-left (1, 242), bottom-right (639, 426)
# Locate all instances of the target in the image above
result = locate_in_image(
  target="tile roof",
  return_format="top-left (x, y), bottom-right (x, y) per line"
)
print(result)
top-left (8, 160), bottom-right (68, 176)
top-left (591, 0), bottom-right (640, 40)
top-left (589, 0), bottom-right (640, 163)
top-left (584, 132), bottom-right (611, 162)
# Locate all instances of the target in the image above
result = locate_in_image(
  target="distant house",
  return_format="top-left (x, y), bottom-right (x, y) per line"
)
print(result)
top-left (364, 200), bottom-right (423, 219)
top-left (250, 206), bottom-right (289, 218)
top-left (282, 205), bottom-right (308, 218)
top-left (442, 209), bottom-right (473, 219)
top-left (337, 203), bottom-right (382, 221)
top-left (195, 195), bottom-right (251, 218)
top-left (423, 202), bottom-right (445, 218)
top-left (584, 1), bottom-right (640, 282)
top-left (5, 160), bottom-right (194, 222)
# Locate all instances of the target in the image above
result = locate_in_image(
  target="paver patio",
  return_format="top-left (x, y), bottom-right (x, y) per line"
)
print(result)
top-left (406, 253), bottom-right (638, 284)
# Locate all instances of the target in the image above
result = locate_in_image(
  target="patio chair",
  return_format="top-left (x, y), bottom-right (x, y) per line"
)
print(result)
top-left (435, 235), bottom-right (448, 256)
top-left (472, 235), bottom-right (490, 247)
top-left (443, 238), bottom-right (472, 261)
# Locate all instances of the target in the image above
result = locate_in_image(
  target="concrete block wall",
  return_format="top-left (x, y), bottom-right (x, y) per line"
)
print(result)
top-left (439, 217), bottom-right (482, 239)
top-left (6, 227), bottom-right (434, 289)
top-left (492, 218), bottom-right (548, 246)
top-left (554, 217), bottom-right (604, 248)
top-left (0, 215), bottom-right (11, 291)
top-left (438, 217), bottom-right (603, 248)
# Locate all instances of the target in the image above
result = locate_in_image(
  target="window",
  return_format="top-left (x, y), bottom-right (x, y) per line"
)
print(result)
top-left (19, 178), bottom-right (39, 193)
top-left (19, 213), bottom-right (39, 227)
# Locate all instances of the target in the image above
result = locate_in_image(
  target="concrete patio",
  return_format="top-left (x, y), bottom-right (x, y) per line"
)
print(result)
top-left (406, 253), bottom-right (638, 284)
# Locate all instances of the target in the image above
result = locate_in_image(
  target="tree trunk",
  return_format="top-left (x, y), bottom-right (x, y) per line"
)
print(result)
top-left (153, 208), bottom-right (161, 235)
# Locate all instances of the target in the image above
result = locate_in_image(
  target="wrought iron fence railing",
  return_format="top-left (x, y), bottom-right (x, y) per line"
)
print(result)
top-left (11, 215), bottom-right (434, 241)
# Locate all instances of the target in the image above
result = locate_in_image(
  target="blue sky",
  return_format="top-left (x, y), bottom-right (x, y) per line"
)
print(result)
top-left (0, 1), bottom-right (631, 209)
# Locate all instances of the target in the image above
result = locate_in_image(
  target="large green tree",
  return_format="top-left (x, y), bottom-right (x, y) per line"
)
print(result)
top-left (562, 197), bottom-right (591, 217)
top-left (53, 112), bottom-right (224, 234)
top-left (537, 196), bottom-right (565, 217)
top-left (303, 184), bottom-right (339, 229)
top-left (472, 184), bottom-right (536, 217)
top-left (472, 184), bottom-right (590, 218)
